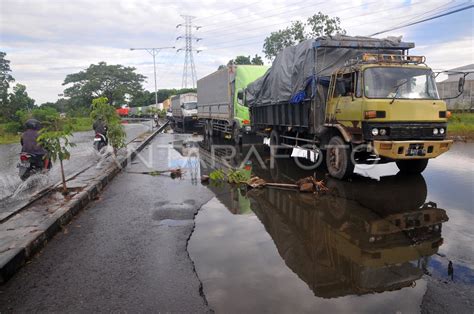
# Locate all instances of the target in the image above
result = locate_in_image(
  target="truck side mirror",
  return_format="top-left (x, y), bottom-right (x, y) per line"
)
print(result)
top-left (458, 76), bottom-right (465, 93)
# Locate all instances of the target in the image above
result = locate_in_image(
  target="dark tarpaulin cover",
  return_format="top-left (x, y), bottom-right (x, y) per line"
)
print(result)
top-left (247, 35), bottom-right (413, 107)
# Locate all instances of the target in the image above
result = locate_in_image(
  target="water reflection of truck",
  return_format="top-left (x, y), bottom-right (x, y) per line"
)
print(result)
top-left (171, 93), bottom-right (198, 130)
top-left (246, 35), bottom-right (455, 179)
top-left (247, 169), bottom-right (448, 297)
top-left (197, 65), bottom-right (269, 144)
top-left (198, 140), bottom-right (448, 297)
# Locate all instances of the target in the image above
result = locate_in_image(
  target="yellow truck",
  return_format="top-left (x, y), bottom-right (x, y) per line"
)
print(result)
top-left (247, 35), bottom-right (460, 179)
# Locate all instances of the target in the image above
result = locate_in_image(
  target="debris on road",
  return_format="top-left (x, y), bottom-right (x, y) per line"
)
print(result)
top-left (295, 176), bottom-right (329, 192)
top-left (127, 168), bottom-right (183, 178)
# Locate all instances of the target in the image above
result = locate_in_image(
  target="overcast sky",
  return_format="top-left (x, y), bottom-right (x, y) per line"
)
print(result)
top-left (1, 0), bottom-right (473, 104)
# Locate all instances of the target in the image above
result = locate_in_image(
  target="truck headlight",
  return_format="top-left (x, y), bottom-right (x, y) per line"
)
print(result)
top-left (371, 128), bottom-right (379, 136)
top-left (439, 128), bottom-right (445, 134)
top-left (379, 128), bottom-right (387, 136)
top-left (433, 128), bottom-right (439, 135)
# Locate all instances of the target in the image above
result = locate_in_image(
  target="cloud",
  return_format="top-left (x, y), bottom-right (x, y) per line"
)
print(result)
top-left (1, 0), bottom-right (472, 103)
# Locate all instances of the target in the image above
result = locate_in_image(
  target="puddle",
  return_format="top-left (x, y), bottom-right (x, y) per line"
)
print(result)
top-left (188, 138), bottom-right (474, 313)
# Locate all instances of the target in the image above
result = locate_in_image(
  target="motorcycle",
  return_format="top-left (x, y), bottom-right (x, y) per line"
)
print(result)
top-left (93, 132), bottom-right (108, 152)
top-left (17, 152), bottom-right (52, 181)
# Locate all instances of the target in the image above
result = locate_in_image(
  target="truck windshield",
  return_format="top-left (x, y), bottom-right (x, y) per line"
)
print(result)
top-left (364, 67), bottom-right (439, 100)
top-left (183, 102), bottom-right (197, 110)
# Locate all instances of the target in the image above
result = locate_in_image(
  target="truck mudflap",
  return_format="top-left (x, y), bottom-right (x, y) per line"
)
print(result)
top-left (372, 139), bottom-right (452, 160)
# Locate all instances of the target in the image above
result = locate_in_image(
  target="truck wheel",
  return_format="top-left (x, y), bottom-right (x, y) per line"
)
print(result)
top-left (208, 121), bottom-right (214, 137)
top-left (233, 124), bottom-right (241, 145)
top-left (396, 159), bottom-right (429, 174)
top-left (270, 129), bottom-right (280, 152)
top-left (327, 136), bottom-right (354, 180)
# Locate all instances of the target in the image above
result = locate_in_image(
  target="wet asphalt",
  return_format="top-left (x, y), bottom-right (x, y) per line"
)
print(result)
top-left (0, 121), bottom-right (153, 216)
top-left (0, 133), bottom-right (213, 312)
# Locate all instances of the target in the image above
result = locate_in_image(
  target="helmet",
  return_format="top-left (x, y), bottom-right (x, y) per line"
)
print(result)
top-left (25, 118), bottom-right (42, 130)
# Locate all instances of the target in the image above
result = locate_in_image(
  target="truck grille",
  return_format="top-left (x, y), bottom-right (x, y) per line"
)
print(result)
top-left (362, 122), bottom-right (447, 140)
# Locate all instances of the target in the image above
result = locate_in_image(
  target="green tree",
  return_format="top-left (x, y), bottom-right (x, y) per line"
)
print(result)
top-left (37, 116), bottom-right (76, 195)
top-left (230, 55), bottom-right (252, 65)
top-left (63, 62), bottom-right (146, 108)
top-left (16, 107), bottom-right (59, 125)
top-left (131, 88), bottom-right (197, 107)
top-left (220, 54), bottom-right (265, 69)
top-left (251, 54), bottom-right (264, 65)
top-left (10, 83), bottom-right (34, 108)
top-left (0, 51), bottom-right (15, 109)
top-left (263, 12), bottom-right (345, 60)
top-left (90, 97), bottom-right (125, 154)
top-left (6, 83), bottom-right (35, 119)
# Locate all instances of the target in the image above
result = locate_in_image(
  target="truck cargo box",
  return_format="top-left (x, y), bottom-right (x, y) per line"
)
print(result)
top-left (197, 68), bottom-right (234, 120)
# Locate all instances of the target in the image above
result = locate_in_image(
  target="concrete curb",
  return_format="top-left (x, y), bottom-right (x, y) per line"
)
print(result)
top-left (0, 126), bottom-right (164, 283)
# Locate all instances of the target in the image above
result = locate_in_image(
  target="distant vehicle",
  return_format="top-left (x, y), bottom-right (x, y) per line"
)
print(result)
top-left (116, 105), bottom-right (129, 117)
top-left (246, 35), bottom-right (456, 179)
top-left (197, 65), bottom-right (269, 144)
top-left (166, 108), bottom-right (173, 119)
top-left (93, 131), bottom-right (108, 152)
top-left (171, 93), bottom-right (198, 129)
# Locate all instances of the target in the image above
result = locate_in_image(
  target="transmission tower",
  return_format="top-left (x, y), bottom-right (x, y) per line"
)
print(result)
top-left (176, 15), bottom-right (202, 88)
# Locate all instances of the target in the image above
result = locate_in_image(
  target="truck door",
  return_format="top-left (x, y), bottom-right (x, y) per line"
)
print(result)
top-left (330, 72), bottom-right (363, 127)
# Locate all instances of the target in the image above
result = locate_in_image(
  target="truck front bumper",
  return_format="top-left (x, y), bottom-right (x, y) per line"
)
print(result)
top-left (372, 139), bottom-right (452, 160)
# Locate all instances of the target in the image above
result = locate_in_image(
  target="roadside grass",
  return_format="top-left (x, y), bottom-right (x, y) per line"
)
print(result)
top-left (0, 124), bottom-right (20, 144)
top-left (71, 117), bottom-right (93, 132)
top-left (0, 117), bottom-right (93, 145)
top-left (448, 112), bottom-right (474, 139)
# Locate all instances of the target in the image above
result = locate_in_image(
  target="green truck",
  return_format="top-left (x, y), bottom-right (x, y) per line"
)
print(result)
top-left (197, 65), bottom-right (269, 144)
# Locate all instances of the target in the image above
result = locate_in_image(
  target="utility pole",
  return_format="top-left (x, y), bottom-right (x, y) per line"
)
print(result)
top-left (176, 15), bottom-right (202, 88)
top-left (129, 46), bottom-right (175, 106)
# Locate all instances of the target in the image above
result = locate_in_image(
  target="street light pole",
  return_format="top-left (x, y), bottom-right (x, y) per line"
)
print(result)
top-left (129, 46), bottom-right (175, 107)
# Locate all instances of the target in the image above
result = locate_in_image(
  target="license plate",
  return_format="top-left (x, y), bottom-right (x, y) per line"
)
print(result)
top-left (406, 144), bottom-right (426, 156)
top-left (94, 138), bottom-right (102, 142)
top-left (192, 116), bottom-right (198, 119)
top-left (20, 162), bottom-right (30, 168)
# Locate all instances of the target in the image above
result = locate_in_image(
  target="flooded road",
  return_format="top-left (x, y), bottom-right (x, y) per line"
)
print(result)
top-left (187, 139), bottom-right (474, 313)
top-left (0, 121), bottom-right (153, 217)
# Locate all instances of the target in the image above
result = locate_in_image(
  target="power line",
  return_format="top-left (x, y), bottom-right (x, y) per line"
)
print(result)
top-left (203, 0), bottom-right (462, 51)
top-left (129, 46), bottom-right (175, 106)
top-left (193, 0), bottom-right (264, 22)
top-left (199, 0), bottom-right (312, 29)
top-left (176, 15), bottom-right (201, 88)
top-left (203, 0), bottom-right (429, 47)
top-left (369, 3), bottom-right (473, 36)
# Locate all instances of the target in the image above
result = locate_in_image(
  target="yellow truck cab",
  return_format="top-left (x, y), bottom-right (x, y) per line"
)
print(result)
top-left (326, 54), bottom-right (453, 175)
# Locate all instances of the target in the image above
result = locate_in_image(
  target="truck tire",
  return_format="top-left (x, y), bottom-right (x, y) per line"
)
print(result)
top-left (203, 121), bottom-right (208, 137)
top-left (270, 129), bottom-right (280, 152)
top-left (327, 136), bottom-right (354, 180)
top-left (208, 120), bottom-right (214, 137)
top-left (233, 124), bottom-right (241, 145)
top-left (395, 159), bottom-right (429, 174)
top-left (204, 120), bottom-right (210, 137)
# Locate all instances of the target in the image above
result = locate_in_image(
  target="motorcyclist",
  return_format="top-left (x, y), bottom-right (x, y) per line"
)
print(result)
top-left (93, 117), bottom-right (107, 135)
top-left (20, 119), bottom-right (50, 169)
